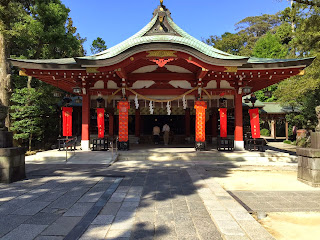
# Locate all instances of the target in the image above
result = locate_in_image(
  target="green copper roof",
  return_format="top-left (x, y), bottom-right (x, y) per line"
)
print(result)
top-left (248, 57), bottom-right (315, 64)
top-left (11, 58), bottom-right (76, 64)
top-left (260, 102), bottom-right (298, 113)
top-left (79, 12), bottom-right (247, 61)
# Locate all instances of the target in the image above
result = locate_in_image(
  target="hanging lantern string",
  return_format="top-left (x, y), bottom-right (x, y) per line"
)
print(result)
top-left (202, 89), bottom-right (212, 99)
top-left (107, 86), bottom-right (212, 104)
top-left (107, 88), bottom-right (122, 103)
top-left (125, 87), bottom-right (200, 103)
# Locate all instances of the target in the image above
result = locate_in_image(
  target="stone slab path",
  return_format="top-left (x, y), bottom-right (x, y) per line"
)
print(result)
top-left (0, 176), bottom-right (120, 240)
top-left (0, 162), bottom-right (276, 240)
top-left (230, 191), bottom-right (320, 213)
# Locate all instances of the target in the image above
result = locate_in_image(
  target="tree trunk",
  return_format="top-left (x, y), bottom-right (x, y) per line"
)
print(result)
top-left (0, 31), bottom-right (11, 129)
top-left (27, 76), bottom-right (32, 89)
top-left (29, 133), bottom-right (32, 152)
top-left (291, 0), bottom-right (295, 33)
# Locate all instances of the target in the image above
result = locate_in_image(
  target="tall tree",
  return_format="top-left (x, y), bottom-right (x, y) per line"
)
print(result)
top-left (253, 32), bottom-right (289, 58)
top-left (251, 31), bottom-right (290, 102)
top-left (279, 0), bottom-right (320, 7)
top-left (11, 0), bottom-right (86, 59)
top-left (275, 4), bottom-right (320, 128)
top-left (0, 0), bottom-right (31, 127)
top-left (235, 14), bottom-right (282, 55)
top-left (205, 14), bottom-right (283, 56)
top-left (205, 32), bottom-right (247, 55)
top-left (90, 37), bottom-right (107, 54)
top-left (6, 0), bottom-right (86, 150)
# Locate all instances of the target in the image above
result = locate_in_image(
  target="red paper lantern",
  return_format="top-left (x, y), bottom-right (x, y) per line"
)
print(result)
top-left (219, 108), bottom-right (227, 138)
top-left (97, 108), bottom-right (105, 139)
top-left (62, 107), bottom-right (72, 137)
top-left (117, 101), bottom-right (130, 142)
top-left (249, 108), bottom-right (261, 138)
top-left (194, 101), bottom-right (207, 142)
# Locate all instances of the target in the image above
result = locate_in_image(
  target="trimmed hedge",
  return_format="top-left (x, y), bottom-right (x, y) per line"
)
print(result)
top-left (260, 128), bottom-right (271, 136)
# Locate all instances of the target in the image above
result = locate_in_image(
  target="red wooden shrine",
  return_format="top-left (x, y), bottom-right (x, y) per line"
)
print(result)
top-left (10, 1), bottom-right (314, 150)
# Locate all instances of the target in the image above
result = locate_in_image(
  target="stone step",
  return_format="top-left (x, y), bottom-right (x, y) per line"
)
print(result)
top-left (117, 152), bottom-right (297, 163)
top-left (118, 151), bottom-right (293, 157)
top-left (25, 150), bottom-right (75, 162)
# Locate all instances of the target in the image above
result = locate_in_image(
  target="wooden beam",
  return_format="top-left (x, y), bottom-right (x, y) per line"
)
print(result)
top-left (196, 68), bottom-right (209, 80)
top-left (114, 68), bottom-right (127, 79)
top-left (128, 73), bottom-right (195, 81)
top-left (89, 88), bottom-right (235, 96)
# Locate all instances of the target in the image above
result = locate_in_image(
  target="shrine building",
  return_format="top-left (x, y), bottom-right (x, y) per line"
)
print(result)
top-left (10, 1), bottom-right (314, 151)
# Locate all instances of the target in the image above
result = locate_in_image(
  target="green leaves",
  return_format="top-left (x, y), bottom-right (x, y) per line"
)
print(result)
top-left (10, 88), bottom-right (45, 142)
top-left (253, 32), bottom-right (289, 58)
top-left (10, 86), bottom-right (60, 148)
top-left (90, 37), bottom-right (107, 55)
top-left (9, 0), bottom-right (86, 59)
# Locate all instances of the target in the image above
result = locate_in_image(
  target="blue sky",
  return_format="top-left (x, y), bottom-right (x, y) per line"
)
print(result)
top-left (61, 0), bottom-right (291, 55)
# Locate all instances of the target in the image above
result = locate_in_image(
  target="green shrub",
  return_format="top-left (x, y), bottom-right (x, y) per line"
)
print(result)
top-left (283, 140), bottom-right (291, 144)
top-left (260, 128), bottom-right (271, 136)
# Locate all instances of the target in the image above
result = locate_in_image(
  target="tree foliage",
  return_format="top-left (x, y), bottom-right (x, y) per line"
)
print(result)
top-left (10, 0), bottom-right (86, 59)
top-left (4, 0), bottom-right (86, 150)
top-left (206, 14), bottom-right (283, 56)
top-left (205, 3), bottom-right (320, 130)
top-left (275, 5), bottom-right (320, 121)
top-left (10, 87), bottom-right (59, 151)
top-left (90, 37), bottom-right (107, 54)
top-left (253, 32), bottom-right (289, 58)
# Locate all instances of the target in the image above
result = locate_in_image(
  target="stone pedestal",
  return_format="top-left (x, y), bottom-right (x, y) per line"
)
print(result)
top-left (311, 132), bottom-right (320, 149)
top-left (118, 141), bottom-right (129, 151)
top-left (0, 147), bottom-right (26, 183)
top-left (297, 148), bottom-right (320, 187)
top-left (0, 131), bottom-right (13, 148)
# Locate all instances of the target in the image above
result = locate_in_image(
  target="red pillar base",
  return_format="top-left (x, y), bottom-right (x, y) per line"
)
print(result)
top-left (81, 94), bottom-right (90, 151)
top-left (195, 142), bottom-right (206, 151)
top-left (234, 92), bottom-right (244, 151)
top-left (118, 141), bottom-right (129, 151)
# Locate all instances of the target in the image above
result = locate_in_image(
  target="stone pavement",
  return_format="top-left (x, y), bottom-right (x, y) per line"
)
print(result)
top-left (0, 175), bottom-right (120, 239)
top-left (25, 149), bottom-right (117, 165)
top-left (0, 149), bottom-right (283, 240)
top-left (230, 191), bottom-right (320, 213)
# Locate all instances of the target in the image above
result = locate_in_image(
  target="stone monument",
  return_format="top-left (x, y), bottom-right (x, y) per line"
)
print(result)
top-left (0, 104), bottom-right (26, 183)
top-left (297, 106), bottom-right (320, 187)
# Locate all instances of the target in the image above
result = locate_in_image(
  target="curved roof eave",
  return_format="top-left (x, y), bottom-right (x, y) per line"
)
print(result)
top-left (9, 58), bottom-right (81, 70)
top-left (240, 56), bottom-right (315, 69)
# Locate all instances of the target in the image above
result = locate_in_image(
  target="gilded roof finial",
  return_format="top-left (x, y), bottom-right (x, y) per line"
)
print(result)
top-left (160, 0), bottom-right (163, 5)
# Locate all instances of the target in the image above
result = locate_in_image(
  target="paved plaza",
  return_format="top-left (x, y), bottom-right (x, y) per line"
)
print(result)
top-left (230, 191), bottom-right (320, 213)
top-left (0, 145), bottom-right (314, 240)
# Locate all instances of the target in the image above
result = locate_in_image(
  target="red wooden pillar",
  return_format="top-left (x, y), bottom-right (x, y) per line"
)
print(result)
top-left (81, 93), bottom-right (90, 150)
top-left (109, 109), bottom-right (114, 137)
top-left (194, 101), bottom-right (207, 150)
top-left (135, 109), bottom-right (140, 137)
top-left (234, 93), bottom-right (244, 150)
top-left (185, 108), bottom-right (190, 137)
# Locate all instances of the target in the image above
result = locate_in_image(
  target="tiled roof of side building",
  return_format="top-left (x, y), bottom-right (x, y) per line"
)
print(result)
top-left (260, 102), bottom-right (299, 114)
